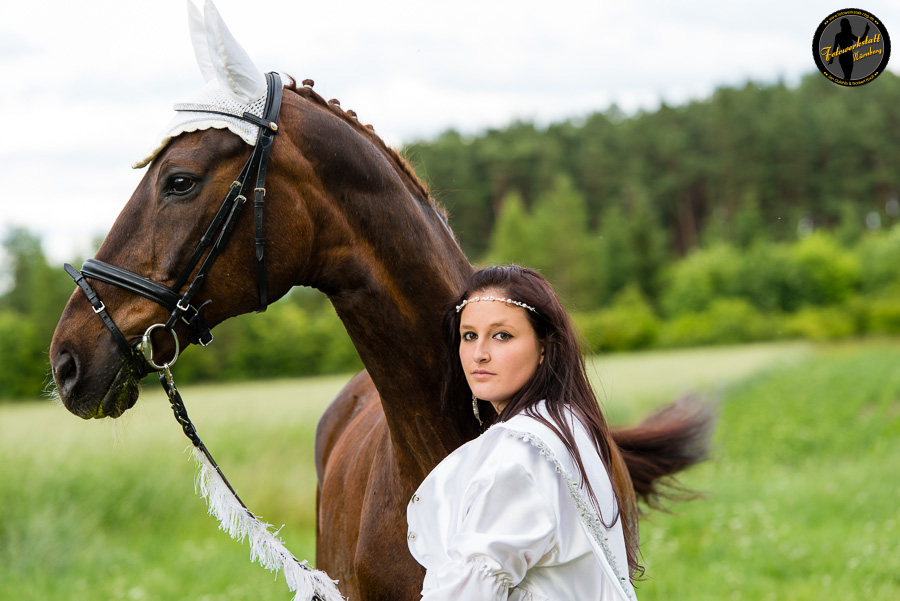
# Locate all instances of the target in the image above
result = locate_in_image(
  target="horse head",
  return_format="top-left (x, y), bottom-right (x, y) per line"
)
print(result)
top-left (51, 2), bottom-right (279, 417)
top-left (50, 0), bottom-right (468, 422)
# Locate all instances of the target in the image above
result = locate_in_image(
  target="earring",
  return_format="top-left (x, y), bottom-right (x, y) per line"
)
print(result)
top-left (472, 394), bottom-right (483, 427)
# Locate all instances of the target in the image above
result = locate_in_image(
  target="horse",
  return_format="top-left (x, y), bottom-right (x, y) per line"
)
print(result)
top-left (50, 4), bottom-right (713, 600)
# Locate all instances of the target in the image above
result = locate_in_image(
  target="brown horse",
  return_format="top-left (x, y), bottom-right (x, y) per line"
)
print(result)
top-left (49, 19), bottom-right (712, 601)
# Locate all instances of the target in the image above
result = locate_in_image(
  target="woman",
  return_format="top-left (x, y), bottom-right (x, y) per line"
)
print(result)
top-left (827, 17), bottom-right (870, 80)
top-left (407, 265), bottom-right (640, 601)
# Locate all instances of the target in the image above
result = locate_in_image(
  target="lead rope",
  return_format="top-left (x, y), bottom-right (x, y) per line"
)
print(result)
top-left (145, 328), bottom-right (344, 601)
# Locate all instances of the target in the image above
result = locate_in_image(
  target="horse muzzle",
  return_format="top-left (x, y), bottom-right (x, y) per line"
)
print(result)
top-left (50, 337), bottom-right (147, 419)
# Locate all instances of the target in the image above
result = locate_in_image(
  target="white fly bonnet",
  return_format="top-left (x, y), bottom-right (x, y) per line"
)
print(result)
top-left (133, 0), bottom-right (285, 169)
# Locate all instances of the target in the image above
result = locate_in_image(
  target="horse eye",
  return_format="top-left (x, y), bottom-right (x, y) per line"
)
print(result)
top-left (169, 176), bottom-right (196, 195)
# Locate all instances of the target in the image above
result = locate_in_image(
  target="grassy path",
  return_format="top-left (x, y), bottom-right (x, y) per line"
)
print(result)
top-left (3, 341), bottom-right (898, 599)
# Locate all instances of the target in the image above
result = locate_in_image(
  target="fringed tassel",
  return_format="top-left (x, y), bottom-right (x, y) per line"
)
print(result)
top-left (189, 445), bottom-right (345, 601)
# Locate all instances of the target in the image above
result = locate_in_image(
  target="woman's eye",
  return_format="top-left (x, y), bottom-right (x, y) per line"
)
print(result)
top-left (494, 331), bottom-right (513, 341)
top-left (168, 176), bottom-right (196, 195)
top-left (462, 332), bottom-right (477, 342)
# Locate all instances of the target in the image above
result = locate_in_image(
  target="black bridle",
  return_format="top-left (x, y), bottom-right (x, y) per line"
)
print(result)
top-left (65, 72), bottom-right (283, 369)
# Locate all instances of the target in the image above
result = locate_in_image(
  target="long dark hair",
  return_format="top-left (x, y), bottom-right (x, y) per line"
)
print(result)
top-left (441, 264), bottom-right (641, 576)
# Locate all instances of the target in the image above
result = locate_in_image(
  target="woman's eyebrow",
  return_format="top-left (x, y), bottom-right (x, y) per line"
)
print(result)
top-left (460, 321), bottom-right (513, 330)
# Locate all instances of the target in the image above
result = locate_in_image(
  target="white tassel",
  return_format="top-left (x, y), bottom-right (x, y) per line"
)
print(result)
top-left (189, 445), bottom-right (345, 601)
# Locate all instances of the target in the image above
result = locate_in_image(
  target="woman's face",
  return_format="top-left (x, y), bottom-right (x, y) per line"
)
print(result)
top-left (458, 289), bottom-right (544, 414)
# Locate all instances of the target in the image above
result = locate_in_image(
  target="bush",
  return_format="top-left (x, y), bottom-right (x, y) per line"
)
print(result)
top-left (0, 311), bottom-right (49, 399)
top-left (574, 285), bottom-right (660, 352)
top-left (663, 235), bottom-right (862, 318)
top-left (660, 245), bottom-right (743, 316)
top-left (788, 233), bottom-right (860, 307)
top-left (306, 310), bottom-right (364, 375)
top-left (174, 302), bottom-right (361, 383)
top-left (657, 298), bottom-right (776, 348)
top-left (733, 242), bottom-right (800, 312)
top-left (856, 225), bottom-right (900, 294)
top-left (861, 297), bottom-right (900, 335)
top-left (781, 306), bottom-right (859, 341)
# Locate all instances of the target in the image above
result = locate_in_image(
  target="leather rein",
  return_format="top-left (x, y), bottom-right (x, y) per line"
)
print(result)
top-left (65, 72), bottom-right (283, 371)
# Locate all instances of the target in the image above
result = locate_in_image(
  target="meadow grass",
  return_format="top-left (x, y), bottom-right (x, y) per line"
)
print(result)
top-left (636, 340), bottom-right (900, 600)
top-left (2, 340), bottom-right (897, 600)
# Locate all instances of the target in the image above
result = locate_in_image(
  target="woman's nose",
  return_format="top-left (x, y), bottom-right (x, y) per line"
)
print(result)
top-left (474, 342), bottom-right (489, 363)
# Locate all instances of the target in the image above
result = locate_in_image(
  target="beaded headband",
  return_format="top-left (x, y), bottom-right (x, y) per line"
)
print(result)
top-left (455, 295), bottom-right (537, 314)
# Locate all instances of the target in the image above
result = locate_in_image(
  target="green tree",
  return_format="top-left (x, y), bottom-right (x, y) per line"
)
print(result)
top-left (596, 205), bottom-right (633, 303)
top-left (0, 228), bottom-right (73, 340)
top-left (484, 190), bottom-right (537, 266)
top-left (0, 228), bottom-right (73, 399)
top-left (0, 312), bottom-right (46, 399)
top-left (525, 176), bottom-right (600, 309)
top-left (733, 192), bottom-right (766, 248)
top-left (623, 183), bottom-right (669, 301)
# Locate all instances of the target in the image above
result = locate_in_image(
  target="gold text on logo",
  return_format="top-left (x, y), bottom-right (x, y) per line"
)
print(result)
top-left (820, 33), bottom-right (883, 61)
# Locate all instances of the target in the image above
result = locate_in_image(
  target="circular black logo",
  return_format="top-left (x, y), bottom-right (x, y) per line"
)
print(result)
top-left (813, 8), bottom-right (890, 86)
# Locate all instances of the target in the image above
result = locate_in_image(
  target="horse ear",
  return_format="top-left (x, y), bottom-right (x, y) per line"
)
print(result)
top-left (187, 0), bottom-right (216, 83)
top-left (201, 0), bottom-right (267, 103)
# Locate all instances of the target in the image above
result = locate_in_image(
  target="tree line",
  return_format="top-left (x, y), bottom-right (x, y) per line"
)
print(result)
top-left (406, 71), bottom-right (900, 265)
top-left (3, 71), bottom-right (900, 400)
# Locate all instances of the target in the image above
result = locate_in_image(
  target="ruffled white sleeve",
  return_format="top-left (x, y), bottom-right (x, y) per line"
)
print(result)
top-left (419, 448), bottom-right (558, 601)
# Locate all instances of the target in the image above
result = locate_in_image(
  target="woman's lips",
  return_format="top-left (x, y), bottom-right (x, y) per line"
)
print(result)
top-left (471, 370), bottom-right (495, 379)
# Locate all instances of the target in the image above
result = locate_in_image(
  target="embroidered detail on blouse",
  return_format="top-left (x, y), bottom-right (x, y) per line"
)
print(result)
top-left (470, 557), bottom-right (513, 588)
top-left (503, 429), bottom-right (636, 601)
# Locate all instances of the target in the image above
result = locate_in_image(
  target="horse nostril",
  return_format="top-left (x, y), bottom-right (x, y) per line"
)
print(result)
top-left (53, 350), bottom-right (79, 397)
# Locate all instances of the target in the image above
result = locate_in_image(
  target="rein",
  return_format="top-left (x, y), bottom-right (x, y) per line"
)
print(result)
top-left (159, 363), bottom-right (339, 601)
top-left (63, 73), bottom-right (345, 601)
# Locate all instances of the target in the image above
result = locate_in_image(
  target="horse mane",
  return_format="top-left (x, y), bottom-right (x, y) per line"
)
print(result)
top-left (285, 77), bottom-right (435, 206)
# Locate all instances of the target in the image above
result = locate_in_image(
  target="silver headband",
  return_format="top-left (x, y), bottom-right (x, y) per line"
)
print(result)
top-left (455, 295), bottom-right (537, 314)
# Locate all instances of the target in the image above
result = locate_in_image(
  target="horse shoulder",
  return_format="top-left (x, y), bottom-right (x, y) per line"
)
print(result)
top-left (314, 369), bottom-right (379, 485)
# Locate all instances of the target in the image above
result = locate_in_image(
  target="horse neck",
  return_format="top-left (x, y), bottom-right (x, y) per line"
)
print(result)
top-left (325, 194), bottom-right (471, 480)
top-left (287, 107), bottom-right (474, 480)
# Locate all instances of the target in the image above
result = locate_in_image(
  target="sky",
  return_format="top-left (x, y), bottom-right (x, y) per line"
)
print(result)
top-left (1, 0), bottom-right (898, 262)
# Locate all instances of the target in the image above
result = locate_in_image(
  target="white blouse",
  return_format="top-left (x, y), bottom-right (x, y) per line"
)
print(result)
top-left (407, 401), bottom-right (637, 601)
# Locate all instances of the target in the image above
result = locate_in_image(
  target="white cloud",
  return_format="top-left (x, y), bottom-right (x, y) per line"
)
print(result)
top-left (1, 0), bottom-right (897, 260)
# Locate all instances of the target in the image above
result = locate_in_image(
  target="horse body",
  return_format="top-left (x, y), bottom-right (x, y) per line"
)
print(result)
top-left (50, 41), bottom-right (711, 601)
top-left (51, 81), bottom-right (474, 599)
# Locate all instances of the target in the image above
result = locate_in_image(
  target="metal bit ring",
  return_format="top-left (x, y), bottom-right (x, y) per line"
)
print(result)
top-left (140, 323), bottom-right (180, 371)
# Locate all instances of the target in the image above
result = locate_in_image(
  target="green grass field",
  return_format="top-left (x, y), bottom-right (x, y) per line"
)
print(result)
top-left (1, 340), bottom-right (898, 600)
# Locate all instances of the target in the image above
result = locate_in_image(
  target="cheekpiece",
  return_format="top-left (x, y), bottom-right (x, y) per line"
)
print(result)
top-left (455, 295), bottom-right (537, 314)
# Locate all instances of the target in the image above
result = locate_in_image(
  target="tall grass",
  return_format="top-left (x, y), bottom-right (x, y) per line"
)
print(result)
top-left (4, 341), bottom-right (897, 600)
top-left (0, 376), bottom-right (344, 600)
top-left (637, 341), bottom-right (900, 600)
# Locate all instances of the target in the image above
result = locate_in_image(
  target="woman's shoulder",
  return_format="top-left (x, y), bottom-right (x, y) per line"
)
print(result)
top-left (500, 401), bottom-right (585, 449)
top-left (497, 401), bottom-right (609, 495)
top-left (429, 401), bottom-right (588, 489)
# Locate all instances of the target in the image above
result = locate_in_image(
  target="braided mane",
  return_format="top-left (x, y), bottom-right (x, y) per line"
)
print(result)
top-left (285, 78), bottom-right (432, 203)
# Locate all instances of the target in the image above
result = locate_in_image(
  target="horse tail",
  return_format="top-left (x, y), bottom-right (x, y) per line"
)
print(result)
top-left (611, 396), bottom-right (717, 509)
